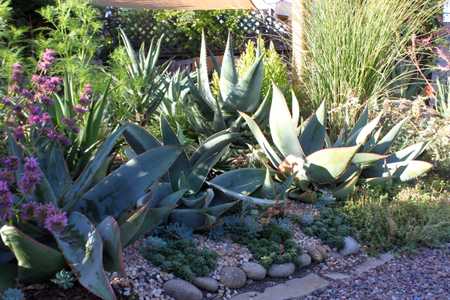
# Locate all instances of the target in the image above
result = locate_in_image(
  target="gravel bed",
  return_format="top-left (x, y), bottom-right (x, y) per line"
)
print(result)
top-left (299, 245), bottom-right (450, 300)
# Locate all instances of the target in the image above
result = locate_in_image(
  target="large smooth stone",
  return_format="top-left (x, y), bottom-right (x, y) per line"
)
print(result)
top-left (339, 236), bottom-right (361, 256)
top-left (268, 263), bottom-right (296, 278)
top-left (296, 253), bottom-right (312, 267)
top-left (164, 279), bottom-right (203, 300)
top-left (241, 262), bottom-right (267, 280)
top-left (220, 266), bottom-right (247, 289)
top-left (193, 277), bottom-right (219, 292)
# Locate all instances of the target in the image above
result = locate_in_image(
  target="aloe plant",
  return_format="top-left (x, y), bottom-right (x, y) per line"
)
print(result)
top-left (0, 124), bottom-right (182, 300)
top-left (111, 29), bottom-right (169, 125)
top-left (185, 32), bottom-right (267, 136)
top-left (123, 117), bottom-right (280, 230)
top-left (242, 85), bottom-right (433, 201)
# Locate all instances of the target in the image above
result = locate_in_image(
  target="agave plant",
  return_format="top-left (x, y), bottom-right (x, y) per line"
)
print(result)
top-left (186, 32), bottom-right (268, 136)
top-left (0, 124), bottom-right (182, 300)
top-left (110, 29), bottom-right (169, 125)
top-left (242, 85), bottom-right (433, 201)
top-left (123, 117), bottom-right (280, 230)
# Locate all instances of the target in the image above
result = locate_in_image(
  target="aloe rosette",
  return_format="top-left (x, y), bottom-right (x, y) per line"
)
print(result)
top-left (186, 32), bottom-right (268, 136)
top-left (241, 85), bottom-right (433, 201)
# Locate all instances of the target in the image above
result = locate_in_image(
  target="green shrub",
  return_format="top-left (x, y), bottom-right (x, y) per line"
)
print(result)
top-left (341, 178), bottom-right (450, 254)
top-left (141, 238), bottom-right (218, 281)
top-left (302, 208), bottom-right (353, 250)
top-left (223, 216), bottom-right (301, 268)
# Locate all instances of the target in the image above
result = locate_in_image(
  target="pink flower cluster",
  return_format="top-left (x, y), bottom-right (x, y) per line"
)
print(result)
top-left (20, 202), bottom-right (67, 233)
top-left (3, 49), bottom-right (94, 147)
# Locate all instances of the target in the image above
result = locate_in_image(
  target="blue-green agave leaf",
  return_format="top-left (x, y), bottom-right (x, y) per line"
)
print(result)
top-left (372, 118), bottom-right (408, 154)
top-left (0, 225), bottom-right (64, 283)
top-left (270, 85), bottom-right (304, 158)
top-left (123, 123), bottom-right (161, 155)
top-left (299, 100), bottom-right (327, 155)
top-left (210, 168), bottom-right (265, 195)
top-left (75, 146), bottom-right (182, 222)
top-left (53, 212), bottom-right (116, 300)
top-left (98, 217), bottom-right (124, 274)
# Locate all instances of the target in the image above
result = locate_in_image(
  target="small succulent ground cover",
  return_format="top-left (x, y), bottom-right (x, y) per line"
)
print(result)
top-left (141, 235), bottom-right (218, 282)
top-left (300, 208), bottom-right (353, 250)
top-left (213, 216), bottom-right (300, 268)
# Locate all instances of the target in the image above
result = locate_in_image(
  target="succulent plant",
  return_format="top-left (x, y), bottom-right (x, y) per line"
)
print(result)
top-left (123, 118), bottom-right (281, 230)
top-left (51, 270), bottom-right (76, 290)
top-left (0, 124), bottom-right (183, 300)
top-left (1, 288), bottom-right (24, 300)
top-left (185, 32), bottom-right (267, 136)
top-left (242, 85), bottom-right (433, 201)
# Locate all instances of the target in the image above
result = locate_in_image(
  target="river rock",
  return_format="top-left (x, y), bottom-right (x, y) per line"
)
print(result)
top-left (241, 262), bottom-right (267, 280)
top-left (339, 236), bottom-right (361, 256)
top-left (268, 263), bottom-right (296, 278)
top-left (163, 279), bottom-right (203, 300)
top-left (296, 253), bottom-right (312, 267)
top-left (193, 277), bottom-right (219, 292)
top-left (220, 266), bottom-right (247, 289)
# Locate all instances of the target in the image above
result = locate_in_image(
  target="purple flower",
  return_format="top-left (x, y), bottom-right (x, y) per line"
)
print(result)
top-left (20, 202), bottom-right (38, 221)
top-left (40, 95), bottom-right (54, 106)
top-left (18, 157), bottom-right (42, 195)
top-left (74, 104), bottom-right (88, 115)
top-left (79, 84), bottom-right (93, 106)
top-left (34, 203), bottom-right (57, 225)
top-left (11, 63), bottom-right (24, 84)
top-left (58, 134), bottom-right (71, 146)
top-left (14, 126), bottom-right (25, 140)
top-left (32, 75), bottom-right (62, 95)
top-left (44, 211), bottom-right (67, 233)
top-left (1, 156), bottom-right (19, 172)
top-left (62, 117), bottom-right (80, 133)
top-left (1, 97), bottom-right (12, 106)
top-left (38, 49), bottom-right (57, 72)
top-left (0, 170), bottom-right (15, 185)
top-left (19, 88), bottom-right (34, 100)
top-left (44, 127), bottom-right (59, 140)
top-left (0, 181), bottom-right (13, 222)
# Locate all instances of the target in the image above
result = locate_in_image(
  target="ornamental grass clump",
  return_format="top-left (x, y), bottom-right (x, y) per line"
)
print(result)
top-left (300, 0), bottom-right (441, 126)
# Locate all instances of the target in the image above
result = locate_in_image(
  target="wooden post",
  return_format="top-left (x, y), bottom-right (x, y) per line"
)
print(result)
top-left (432, 1), bottom-right (450, 85)
top-left (292, 0), bottom-right (305, 81)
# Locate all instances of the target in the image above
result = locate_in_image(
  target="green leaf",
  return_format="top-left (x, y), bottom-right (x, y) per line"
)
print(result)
top-left (123, 123), bottom-right (161, 155)
top-left (253, 87), bottom-right (272, 124)
top-left (219, 33), bottom-right (238, 101)
top-left (0, 225), bottom-right (64, 283)
top-left (53, 213), bottom-right (116, 300)
top-left (208, 182), bottom-right (278, 206)
top-left (270, 85), bottom-right (304, 158)
top-left (210, 168), bottom-right (265, 195)
top-left (258, 168), bottom-right (276, 199)
top-left (198, 31), bottom-right (217, 111)
top-left (161, 116), bottom-right (191, 191)
top-left (75, 146), bottom-right (181, 222)
top-left (332, 171), bottom-right (360, 200)
top-left (299, 100), bottom-right (327, 155)
top-left (63, 125), bottom-right (126, 211)
top-left (364, 160), bottom-right (432, 182)
top-left (291, 90), bottom-right (300, 129)
top-left (241, 112), bottom-right (282, 167)
top-left (372, 118), bottom-right (408, 154)
top-left (352, 153), bottom-right (387, 166)
top-left (348, 105), bottom-right (369, 139)
top-left (346, 113), bottom-right (382, 146)
top-left (98, 217), bottom-right (124, 274)
top-left (190, 130), bottom-right (239, 166)
top-left (305, 146), bottom-right (360, 184)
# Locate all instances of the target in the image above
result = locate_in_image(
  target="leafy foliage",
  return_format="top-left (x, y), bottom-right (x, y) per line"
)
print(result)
top-left (302, 208), bottom-right (353, 250)
top-left (342, 178), bottom-right (450, 254)
top-left (141, 238), bottom-right (217, 281)
top-left (1, 288), bottom-right (24, 300)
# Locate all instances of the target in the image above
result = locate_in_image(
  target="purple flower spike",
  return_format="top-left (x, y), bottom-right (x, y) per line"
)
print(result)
top-left (20, 202), bottom-right (38, 221)
top-left (0, 181), bottom-right (13, 222)
top-left (18, 157), bottom-right (43, 195)
top-left (11, 63), bottom-right (24, 83)
top-left (44, 211), bottom-right (68, 233)
top-left (74, 104), bottom-right (88, 115)
top-left (38, 49), bottom-right (57, 72)
top-left (14, 126), bottom-right (25, 140)
top-left (79, 84), bottom-right (93, 106)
